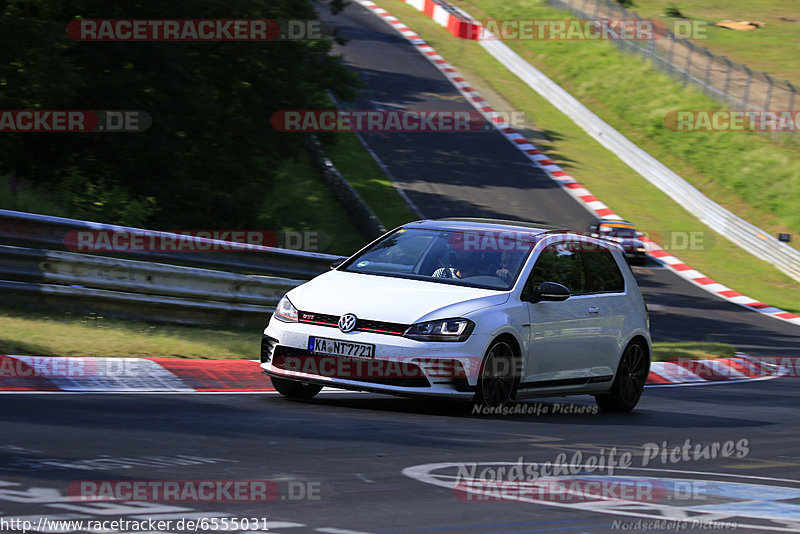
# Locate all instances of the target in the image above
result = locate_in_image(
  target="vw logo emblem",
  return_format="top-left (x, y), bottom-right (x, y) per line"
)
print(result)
top-left (338, 313), bottom-right (358, 333)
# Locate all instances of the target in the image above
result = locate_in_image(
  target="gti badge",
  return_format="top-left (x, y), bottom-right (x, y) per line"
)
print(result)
top-left (338, 313), bottom-right (357, 333)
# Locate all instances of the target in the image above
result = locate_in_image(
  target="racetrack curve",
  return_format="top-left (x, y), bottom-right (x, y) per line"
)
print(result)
top-left (2, 3), bottom-right (800, 534)
top-left (317, 0), bottom-right (800, 357)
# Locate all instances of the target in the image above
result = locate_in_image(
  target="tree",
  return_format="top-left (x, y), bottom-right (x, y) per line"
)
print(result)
top-left (0, 0), bottom-right (359, 227)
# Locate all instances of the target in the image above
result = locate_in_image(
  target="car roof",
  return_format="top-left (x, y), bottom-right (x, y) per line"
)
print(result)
top-left (596, 219), bottom-right (635, 227)
top-left (404, 218), bottom-right (566, 235)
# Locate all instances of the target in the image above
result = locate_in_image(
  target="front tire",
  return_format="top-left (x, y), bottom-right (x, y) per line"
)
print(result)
top-left (595, 341), bottom-right (649, 412)
top-left (474, 340), bottom-right (519, 408)
top-left (270, 376), bottom-right (323, 400)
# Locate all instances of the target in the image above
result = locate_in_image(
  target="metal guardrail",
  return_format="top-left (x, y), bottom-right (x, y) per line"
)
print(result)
top-left (0, 244), bottom-right (305, 324)
top-left (0, 210), bottom-right (343, 324)
top-left (475, 33), bottom-right (800, 284)
top-left (0, 209), bottom-right (340, 279)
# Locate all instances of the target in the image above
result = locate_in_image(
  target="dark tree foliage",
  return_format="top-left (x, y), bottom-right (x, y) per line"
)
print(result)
top-left (0, 0), bottom-right (359, 227)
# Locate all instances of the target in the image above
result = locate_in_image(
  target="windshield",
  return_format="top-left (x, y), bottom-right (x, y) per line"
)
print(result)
top-left (599, 224), bottom-right (637, 239)
top-left (343, 227), bottom-right (538, 290)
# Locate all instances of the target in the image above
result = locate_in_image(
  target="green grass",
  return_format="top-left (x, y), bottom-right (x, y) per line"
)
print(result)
top-left (382, 0), bottom-right (800, 314)
top-left (257, 152), bottom-right (366, 256)
top-left (323, 132), bottom-right (418, 230)
top-left (0, 304), bottom-right (727, 361)
top-left (651, 341), bottom-right (735, 362)
top-left (631, 0), bottom-right (800, 85)
top-left (449, 0), bottom-right (800, 239)
top-left (0, 307), bottom-right (258, 359)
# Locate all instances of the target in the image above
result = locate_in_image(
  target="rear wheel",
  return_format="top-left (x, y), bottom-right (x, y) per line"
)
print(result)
top-left (270, 376), bottom-right (323, 400)
top-left (595, 341), bottom-right (649, 412)
top-left (474, 340), bottom-right (519, 408)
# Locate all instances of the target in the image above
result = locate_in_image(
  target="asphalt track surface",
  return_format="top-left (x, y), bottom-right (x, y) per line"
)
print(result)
top-left (2, 382), bottom-right (800, 534)
top-left (317, 1), bottom-right (800, 357)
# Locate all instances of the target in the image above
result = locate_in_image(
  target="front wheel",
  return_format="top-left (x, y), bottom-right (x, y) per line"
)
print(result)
top-left (270, 376), bottom-right (323, 400)
top-left (473, 340), bottom-right (519, 408)
top-left (595, 341), bottom-right (649, 412)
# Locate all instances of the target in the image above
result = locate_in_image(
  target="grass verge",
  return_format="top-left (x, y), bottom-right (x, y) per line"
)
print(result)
top-left (258, 152), bottom-right (366, 256)
top-left (450, 0), bottom-right (800, 239)
top-left (381, 0), bottom-right (800, 314)
top-left (631, 0), bottom-right (800, 85)
top-left (651, 341), bottom-right (735, 362)
top-left (0, 305), bottom-right (728, 361)
top-left (322, 132), bottom-right (419, 230)
top-left (0, 307), bottom-right (259, 359)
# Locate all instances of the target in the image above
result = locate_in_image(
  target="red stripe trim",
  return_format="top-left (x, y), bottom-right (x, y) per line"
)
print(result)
top-left (300, 319), bottom-right (338, 327)
top-left (362, 327), bottom-right (404, 335)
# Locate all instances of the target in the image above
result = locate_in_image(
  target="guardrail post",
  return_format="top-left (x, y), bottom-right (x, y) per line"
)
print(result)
top-left (742, 65), bottom-right (753, 110)
top-left (763, 73), bottom-right (774, 111)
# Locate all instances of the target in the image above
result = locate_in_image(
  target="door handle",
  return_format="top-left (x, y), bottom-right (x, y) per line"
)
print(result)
top-left (588, 306), bottom-right (600, 314)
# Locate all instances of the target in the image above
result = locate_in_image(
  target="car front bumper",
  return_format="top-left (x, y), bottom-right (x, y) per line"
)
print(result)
top-left (261, 318), bottom-right (489, 399)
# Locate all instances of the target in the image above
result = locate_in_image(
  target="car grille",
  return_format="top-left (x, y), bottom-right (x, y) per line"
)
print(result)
top-left (297, 311), bottom-right (408, 336)
top-left (272, 346), bottom-right (430, 388)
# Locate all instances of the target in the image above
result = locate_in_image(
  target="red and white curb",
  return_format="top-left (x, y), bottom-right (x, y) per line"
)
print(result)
top-left (647, 353), bottom-right (785, 386)
top-left (356, 0), bottom-right (800, 327)
top-left (0, 354), bottom-right (784, 392)
top-left (0, 355), bottom-right (271, 392)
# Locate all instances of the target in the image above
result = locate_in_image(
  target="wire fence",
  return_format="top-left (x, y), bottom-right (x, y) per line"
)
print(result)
top-left (549, 0), bottom-right (798, 113)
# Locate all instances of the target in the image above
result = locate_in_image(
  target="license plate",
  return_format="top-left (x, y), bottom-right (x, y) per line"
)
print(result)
top-left (308, 336), bottom-right (375, 358)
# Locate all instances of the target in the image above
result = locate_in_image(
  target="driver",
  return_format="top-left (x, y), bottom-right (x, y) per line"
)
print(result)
top-left (432, 251), bottom-right (481, 279)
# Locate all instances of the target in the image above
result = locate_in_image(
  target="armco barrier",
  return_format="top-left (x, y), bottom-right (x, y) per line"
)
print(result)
top-left (0, 244), bottom-right (304, 325)
top-left (404, 0), bottom-right (481, 39)
top-left (0, 209), bottom-right (340, 280)
top-left (0, 210), bottom-right (344, 324)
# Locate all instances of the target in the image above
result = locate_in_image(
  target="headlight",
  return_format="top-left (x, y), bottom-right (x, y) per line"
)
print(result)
top-left (403, 318), bottom-right (474, 342)
top-left (274, 295), bottom-right (298, 322)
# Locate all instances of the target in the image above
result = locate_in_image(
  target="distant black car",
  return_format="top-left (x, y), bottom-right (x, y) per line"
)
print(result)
top-left (588, 219), bottom-right (647, 265)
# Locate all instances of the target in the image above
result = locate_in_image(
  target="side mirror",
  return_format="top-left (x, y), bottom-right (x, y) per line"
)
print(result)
top-left (330, 257), bottom-right (346, 270)
top-left (530, 281), bottom-right (570, 303)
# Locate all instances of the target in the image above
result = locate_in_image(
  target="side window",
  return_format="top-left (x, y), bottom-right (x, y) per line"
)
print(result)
top-left (526, 241), bottom-right (585, 295)
top-left (581, 243), bottom-right (625, 293)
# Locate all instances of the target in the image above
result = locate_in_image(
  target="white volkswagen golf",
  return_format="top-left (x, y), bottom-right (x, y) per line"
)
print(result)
top-left (261, 218), bottom-right (651, 411)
